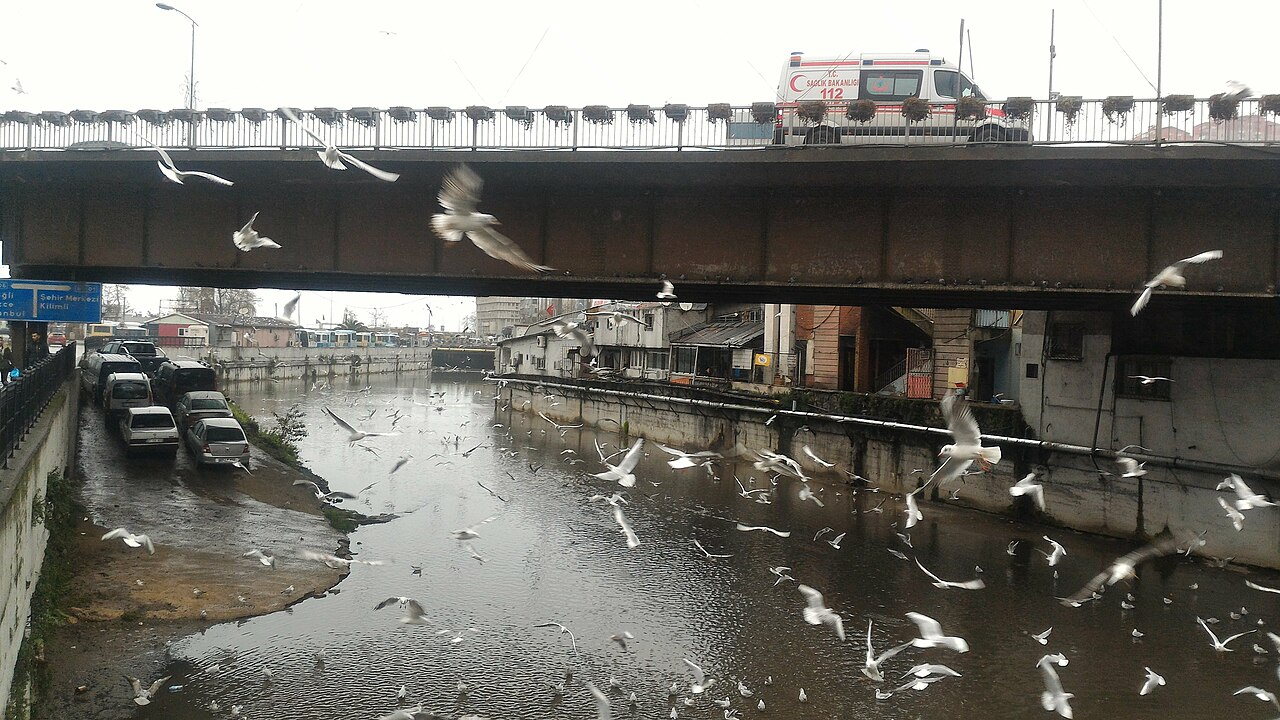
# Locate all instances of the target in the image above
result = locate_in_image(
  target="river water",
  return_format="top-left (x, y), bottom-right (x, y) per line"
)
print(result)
top-left (146, 372), bottom-right (1280, 719)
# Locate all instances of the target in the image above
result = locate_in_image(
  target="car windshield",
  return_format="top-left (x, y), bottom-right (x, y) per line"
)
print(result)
top-left (112, 382), bottom-right (149, 399)
top-left (191, 398), bottom-right (228, 411)
top-left (131, 414), bottom-right (174, 429)
top-left (204, 426), bottom-right (245, 443)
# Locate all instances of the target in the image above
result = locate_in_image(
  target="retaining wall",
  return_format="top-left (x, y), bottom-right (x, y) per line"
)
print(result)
top-left (500, 379), bottom-right (1279, 568)
top-left (208, 347), bottom-right (434, 384)
top-left (0, 383), bottom-right (78, 715)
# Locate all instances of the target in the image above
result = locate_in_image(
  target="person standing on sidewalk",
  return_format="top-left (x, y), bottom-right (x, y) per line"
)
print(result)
top-left (0, 342), bottom-right (13, 386)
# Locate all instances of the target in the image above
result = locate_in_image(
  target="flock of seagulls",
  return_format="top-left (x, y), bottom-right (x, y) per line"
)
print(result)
top-left (93, 363), bottom-right (1280, 719)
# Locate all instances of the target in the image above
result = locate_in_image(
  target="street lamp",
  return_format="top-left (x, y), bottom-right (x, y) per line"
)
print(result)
top-left (156, 3), bottom-right (198, 110)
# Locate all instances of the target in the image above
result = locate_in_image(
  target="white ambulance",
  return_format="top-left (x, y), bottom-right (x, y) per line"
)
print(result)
top-left (763, 50), bottom-right (1029, 145)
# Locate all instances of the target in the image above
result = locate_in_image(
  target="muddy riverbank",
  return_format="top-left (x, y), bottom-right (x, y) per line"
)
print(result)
top-left (29, 403), bottom-right (350, 719)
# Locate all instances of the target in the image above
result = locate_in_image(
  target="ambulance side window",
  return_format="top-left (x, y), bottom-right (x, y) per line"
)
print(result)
top-left (860, 70), bottom-right (921, 101)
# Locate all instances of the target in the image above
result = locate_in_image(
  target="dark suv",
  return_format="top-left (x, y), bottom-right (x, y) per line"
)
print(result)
top-left (99, 340), bottom-right (168, 376)
top-left (153, 360), bottom-right (217, 409)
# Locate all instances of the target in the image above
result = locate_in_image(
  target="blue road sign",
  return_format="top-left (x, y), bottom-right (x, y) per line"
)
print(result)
top-left (0, 279), bottom-right (102, 323)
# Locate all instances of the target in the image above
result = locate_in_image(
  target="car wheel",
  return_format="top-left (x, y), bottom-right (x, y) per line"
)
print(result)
top-left (803, 126), bottom-right (841, 145)
top-left (972, 125), bottom-right (1004, 142)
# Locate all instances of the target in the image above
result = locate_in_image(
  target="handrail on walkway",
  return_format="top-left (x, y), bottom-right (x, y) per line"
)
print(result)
top-left (0, 343), bottom-right (77, 469)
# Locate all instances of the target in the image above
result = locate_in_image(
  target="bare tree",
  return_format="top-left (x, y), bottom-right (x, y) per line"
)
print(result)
top-left (175, 287), bottom-right (260, 316)
top-left (102, 284), bottom-right (133, 321)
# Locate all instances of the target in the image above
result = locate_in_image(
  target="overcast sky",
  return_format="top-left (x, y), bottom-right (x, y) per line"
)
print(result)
top-left (3, 0), bottom-right (1277, 328)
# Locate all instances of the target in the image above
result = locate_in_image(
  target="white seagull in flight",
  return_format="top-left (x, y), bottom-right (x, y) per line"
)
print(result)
top-left (863, 620), bottom-right (912, 682)
top-left (145, 141), bottom-right (234, 186)
top-left (906, 612), bottom-right (969, 652)
top-left (914, 558), bottom-right (986, 590)
top-left (797, 584), bottom-right (845, 641)
top-left (1009, 472), bottom-right (1045, 511)
top-left (322, 406), bottom-right (399, 444)
top-left (1130, 250), bottom-right (1223, 316)
top-left (232, 212), bottom-right (281, 251)
top-left (930, 394), bottom-right (1001, 485)
top-left (278, 106), bottom-right (399, 182)
top-left (1197, 615), bottom-right (1255, 651)
top-left (101, 528), bottom-right (155, 554)
top-left (1037, 654), bottom-right (1074, 718)
top-left (593, 438), bottom-right (644, 488)
top-left (430, 164), bottom-right (555, 273)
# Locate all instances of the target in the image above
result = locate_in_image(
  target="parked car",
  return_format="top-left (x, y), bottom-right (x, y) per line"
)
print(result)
top-left (174, 391), bottom-right (233, 431)
top-left (118, 406), bottom-right (180, 457)
top-left (153, 360), bottom-right (217, 408)
top-left (102, 372), bottom-right (152, 416)
top-left (47, 331), bottom-right (67, 347)
top-left (79, 352), bottom-right (144, 404)
top-left (99, 340), bottom-right (167, 376)
top-left (185, 418), bottom-right (251, 467)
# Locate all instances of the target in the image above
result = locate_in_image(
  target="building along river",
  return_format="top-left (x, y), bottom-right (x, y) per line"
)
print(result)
top-left (133, 373), bottom-right (1280, 719)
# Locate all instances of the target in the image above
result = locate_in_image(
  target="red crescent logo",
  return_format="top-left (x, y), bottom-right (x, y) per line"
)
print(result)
top-left (789, 74), bottom-right (806, 93)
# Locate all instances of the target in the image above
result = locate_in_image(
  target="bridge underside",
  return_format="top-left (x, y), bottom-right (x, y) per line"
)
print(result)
top-left (2, 146), bottom-right (1278, 310)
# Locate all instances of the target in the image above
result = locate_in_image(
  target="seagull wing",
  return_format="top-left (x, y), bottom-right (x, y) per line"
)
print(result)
top-left (802, 445), bottom-right (835, 467)
top-left (941, 394), bottom-right (981, 446)
top-left (124, 675), bottom-right (143, 697)
top-left (102, 528), bottom-right (130, 541)
top-left (1172, 249), bottom-right (1224, 269)
top-left (278, 106), bottom-right (329, 146)
top-left (323, 406), bottom-right (358, 435)
top-left (282, 293), bottom-right (300, 318)
top-left (438, 164), bottom-right (483, 214)
top-left (404, 599), bottom-right (427, 620)
top-left (914, 558), bottom-right (946, 584)
top-left (615, 438), bottom-right (646, 474)
top-left (797, 584), bottom-right (826, 612)
top-left (1220, 629), bottom-right (1256, 647)
top-left (906, 612), bottom-right (943, 638)
top-left (683, 659), bottom-right (705, 686)
top-left (584, 681), bottom-right (612, 720)
top-left (1246, 579), bottom-right (1280, 594)
top-left (176, 169), bottom-right (235, 186)
top-left (146, 676), bottom-right (171, 698)
top-left (928, 455), bottom-right (973, 486)
top-left (335, 150), bottom-right (400, 182)
top-left (465, 227), bottom-right (555, 273)
top-left (1130, 285), bottom-right (1155, 316)
top-left (374, 597), bottom-right (406, 610)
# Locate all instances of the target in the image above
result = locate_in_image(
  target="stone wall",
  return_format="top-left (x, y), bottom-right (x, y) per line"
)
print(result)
top-left (0, 383), bottom-right (78, 713)
top-left (210, 347), bottom-right (435, 385)
top-left (500, 377), bottom-right (1280, 568)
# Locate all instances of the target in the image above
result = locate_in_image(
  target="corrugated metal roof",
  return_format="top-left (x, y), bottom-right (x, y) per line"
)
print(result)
top-left (670, 318), bottom-right (764, 347)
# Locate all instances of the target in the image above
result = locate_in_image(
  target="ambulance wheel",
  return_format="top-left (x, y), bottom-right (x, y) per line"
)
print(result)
top-left (804, 126), bottom-right (841, 145)
top-left (972, 125), bottom-right (1004, 142)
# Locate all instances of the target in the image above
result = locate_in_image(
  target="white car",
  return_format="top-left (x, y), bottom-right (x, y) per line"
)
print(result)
top-left (119, 406), bottom-right (180, 457)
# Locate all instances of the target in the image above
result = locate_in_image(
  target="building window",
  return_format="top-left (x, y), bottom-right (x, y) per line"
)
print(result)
top-left (647, 351), bottom-right (669, 370)
top-left (643, 313), bottom-right (654, 329)
top-left (746, 308), bottom-right (763, 322)
top-left (674, 346), bottom-right (697, 374)
top-left (1048, 323), bottom-right (1084, 361)
top-left (1116, 357), bottom-right (1172, 400)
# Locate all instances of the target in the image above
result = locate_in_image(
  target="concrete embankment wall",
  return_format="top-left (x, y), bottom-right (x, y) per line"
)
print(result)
top-left (0, 383), bottom-right (78, 712)
top-left (207, 347), bottom-right (434, 384)
top-left (500, 378), bottom-right (1279, 568)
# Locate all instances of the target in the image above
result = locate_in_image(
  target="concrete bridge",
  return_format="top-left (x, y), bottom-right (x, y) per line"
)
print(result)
top-left (3, 144), bottom-right (1280, 310)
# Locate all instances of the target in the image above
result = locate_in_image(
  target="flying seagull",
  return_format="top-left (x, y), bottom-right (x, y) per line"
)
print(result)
top-left (797, 584), bottom-right (845, 641)
top-left (292, 479), bottom-right (358, 502)
top-left (322, 406), bottom-right (399, 443)
top-left (613, 505), bottom-right (641, 548)
top-left (278, 106), bottom-right (399, 182)
top-left (1061, 535), bottom-right (1184, 606)
top-left (243, 549), bottom-right (276, 567)
top-left (657, 280), bottom-right (677, 299)
top-left (1218, 496), bottom-right (1246, 531)
top-left (584, 681), bottom-right (613, 720)
top-left (123, 674), bottom-right (171, 706)
top-left (1130, 250), bottom-right (1223, 316)
top-left (551, 320), bottom-right (595, 358)
top-left (905, 612), bottom-right (969, 653)
top-left (930, 394), bottom-right (1001, 485)
top-left (862, 620), bottom-right (913, 682)
top-left (144, 140), bottom-right (234, 186)
top-left (683, 658), bottom-right (716, 694)
top-left (1009, 472), bottom-right (1045, 511)
top-left (101, 528), bottom-right (155, 554)
top-left (1220, 473), bottom-right (1277, 511)
top-left (232, 212), bottom-right (281, 251)
top-left (282, 293), bottom-right (301, 319)
top-left (1140, 667), bottom-right (1166, 696)
top-left (1197, 615), bottom-right (1255, 652)
top-left (735, 523), bottom-right (791, 537)
top-left (375, 596), bottom-right (430, 625)
top-left (1037, 655), bottom-right (1074, 718)
top-left (430, 164), bottom-right (555, 273)
top-left (593, 438), bottom-right (644, 488)
top-left (914, 558), bottom-right (986, 590)
top-left (532, 621), bottom-right (579, 652)
top-left (1129, 375), bottom-right (1173, 385)
top-left (450, 515), bottom-right (498, 540)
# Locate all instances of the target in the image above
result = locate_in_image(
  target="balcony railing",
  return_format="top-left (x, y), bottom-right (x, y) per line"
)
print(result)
top-left (1, 98), bottom-right (1277, 151)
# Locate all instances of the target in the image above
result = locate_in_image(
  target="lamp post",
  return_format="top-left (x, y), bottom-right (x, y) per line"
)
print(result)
top-left (156, 3), bottom-right (197, 110)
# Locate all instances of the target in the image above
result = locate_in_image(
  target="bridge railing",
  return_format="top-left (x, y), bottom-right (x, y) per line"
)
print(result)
top-left (0, 343), bottom-right (77, 469)
top-left (1, 99), bottom-right (1276, 151)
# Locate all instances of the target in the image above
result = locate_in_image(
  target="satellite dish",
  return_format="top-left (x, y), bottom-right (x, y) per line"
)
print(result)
top-left (237, 305), bottom-right (255, 317)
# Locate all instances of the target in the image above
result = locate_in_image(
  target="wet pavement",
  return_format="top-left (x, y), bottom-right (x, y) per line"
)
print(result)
top-left (47, 373), bottom-right (1280, 719)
